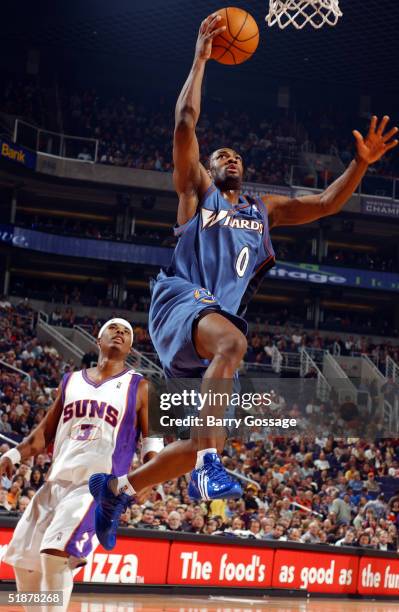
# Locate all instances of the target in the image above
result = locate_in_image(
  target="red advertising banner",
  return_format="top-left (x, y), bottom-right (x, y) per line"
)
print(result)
top-left (0, 532), bottom-right (169, 585)
top-left (167, 541), bottom-right (274, 587)
top-left (0, 528), bottom-right (16, 580)
top-left (73, 537), bottom-right (169, 584)
top-left (358, 556), bottom-right (399, 596)
top-left (1, 524), bottom-right (398, 598)
top-left (272, 549), bottom-right (358, 594)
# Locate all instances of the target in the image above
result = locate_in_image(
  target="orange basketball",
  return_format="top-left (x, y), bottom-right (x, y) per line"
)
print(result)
top-left (211, 7), bottom-right (259, 65)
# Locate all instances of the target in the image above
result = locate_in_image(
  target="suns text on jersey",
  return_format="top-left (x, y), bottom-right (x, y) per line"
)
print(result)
top-left (63, 399), bottom-right (119, 427)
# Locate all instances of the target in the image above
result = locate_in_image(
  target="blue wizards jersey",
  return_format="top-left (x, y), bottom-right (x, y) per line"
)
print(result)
top-left (168, 184), bottom-right (275, 316)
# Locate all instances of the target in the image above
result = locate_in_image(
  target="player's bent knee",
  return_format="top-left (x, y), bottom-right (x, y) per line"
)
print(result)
top-left (216, 333), bottom-right (247, 365)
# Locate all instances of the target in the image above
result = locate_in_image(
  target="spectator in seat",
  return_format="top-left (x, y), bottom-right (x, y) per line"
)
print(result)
top-left (77, 147), bottom-right (93, 161)
top-left (329, 491), bottom-right (352, 525)
top-left (378, 530), bottom-right (396, 551)
top-left (135, 507), bottom-right (156, 529)
top-left (356, 533), bottom-right (372, 548)
top-left (263, 523), bottom-right (286, 541)
top-left (300, 521), bottom-right (321, 544)
top-left (17, 496), bottom-right (30, 515)
top-left (0, 489), bottom-right (11, 512)
top-left (167, 511), bottom-right (183, 532)
top-left (119, 508), bottom-right (132, 527)
top-left (335, 528), bottom-right (356, 547)
top-left (188, 514), bottom-right (205, 534)
top-left (29, 467), bottom-right (44, 491)
top-left (204, 518), bottom-right (219, 535)
top-left (364, 472), bottom-right (381, 495)
top-left (364, 494), bottom-right (387, 520)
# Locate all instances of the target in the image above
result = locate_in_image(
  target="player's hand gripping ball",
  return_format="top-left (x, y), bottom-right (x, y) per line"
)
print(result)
top-left (211, 7), bottom-right (259, 65)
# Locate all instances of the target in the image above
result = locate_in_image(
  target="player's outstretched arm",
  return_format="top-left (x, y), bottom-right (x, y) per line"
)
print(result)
top-left (173, 14), bottom-right (225, 225)
top-left (0, 385), bottom-right (63, 477)
top-left (266, 115), bottom-right (398, 228)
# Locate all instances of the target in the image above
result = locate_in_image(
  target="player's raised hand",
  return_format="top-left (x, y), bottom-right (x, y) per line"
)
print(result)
top-left (0, 456), bottom-right (14, 479)
top-left (195, 14), bottom-right (226, 61)
top-left (353, 115), bottom-right (398, 164)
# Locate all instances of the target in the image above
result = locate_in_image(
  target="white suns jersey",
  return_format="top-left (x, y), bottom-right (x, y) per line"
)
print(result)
top-left (47, 368), bottom-right (142, 484)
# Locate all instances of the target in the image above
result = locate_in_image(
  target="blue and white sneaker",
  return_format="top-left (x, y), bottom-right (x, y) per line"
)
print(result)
top-left (89, 473), bottom-right (133, 551)
top-left (188, 452), bottom-right (243, 501)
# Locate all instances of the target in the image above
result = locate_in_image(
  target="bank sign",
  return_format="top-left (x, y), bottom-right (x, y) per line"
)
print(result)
top-left (0, 139), bottom-right (36, 170)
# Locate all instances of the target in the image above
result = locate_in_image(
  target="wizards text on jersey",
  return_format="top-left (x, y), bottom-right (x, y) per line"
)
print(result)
top-left (201, 207), bottom-right (263, 234)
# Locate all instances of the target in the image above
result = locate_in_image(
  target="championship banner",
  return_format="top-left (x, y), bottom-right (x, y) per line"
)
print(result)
top-left (357, 556), bottom-right (399, 596)
top-left (0, 139), bottom-right (36, 170)
top-left (167, 541), bottom-right (274, 587)
top-left (272, 549), bottom-right (358, 594)
top-left (361, 197), bottom-right (399, 219)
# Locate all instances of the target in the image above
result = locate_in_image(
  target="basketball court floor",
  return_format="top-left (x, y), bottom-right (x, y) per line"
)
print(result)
top-left (66, 594), bottom-right (399, 611)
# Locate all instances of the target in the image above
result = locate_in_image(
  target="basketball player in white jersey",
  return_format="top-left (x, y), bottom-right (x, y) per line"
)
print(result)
top-left (0, 318), bottom-right (161, 612)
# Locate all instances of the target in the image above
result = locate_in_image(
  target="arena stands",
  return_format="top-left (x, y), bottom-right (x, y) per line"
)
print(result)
top-left (2, 81), bottom-right (399, 183)
top-left (0, 299), bottom-right (398, 551)
top-left (62, 89), bottom-right (398, 182)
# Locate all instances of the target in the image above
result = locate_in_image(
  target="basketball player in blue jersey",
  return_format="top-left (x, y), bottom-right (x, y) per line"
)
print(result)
top-left (0, 318), bottom-right (159, 611)
top-left (89, 13), bottom-right (398, 540)
top-left (151, 12), bottom-right (398, 498)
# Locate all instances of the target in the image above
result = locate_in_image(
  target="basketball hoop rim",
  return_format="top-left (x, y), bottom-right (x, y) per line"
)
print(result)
top-left (266, 0), bottom-right (343, 30)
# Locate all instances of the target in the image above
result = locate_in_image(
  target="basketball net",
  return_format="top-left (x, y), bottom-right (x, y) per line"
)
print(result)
top-left (266, 0), bottom-right (342, 29)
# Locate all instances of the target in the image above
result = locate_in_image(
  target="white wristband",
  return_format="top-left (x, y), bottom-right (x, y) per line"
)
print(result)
top-left (141, 437), bottom-right (164, 460)
top-left (2, 448), bottom-right (21, 466)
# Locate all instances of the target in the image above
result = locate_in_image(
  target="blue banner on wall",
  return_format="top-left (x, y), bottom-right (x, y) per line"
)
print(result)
top-left (0, 139), bottom-right (37, 170)
top-left (1, 225), bottom-right (399, 293)
top-left (269, 262), bottom-right (399, 292)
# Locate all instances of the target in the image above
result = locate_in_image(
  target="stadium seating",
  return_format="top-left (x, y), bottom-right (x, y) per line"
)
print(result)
top-left (0, 299), bottom-right (398, 551)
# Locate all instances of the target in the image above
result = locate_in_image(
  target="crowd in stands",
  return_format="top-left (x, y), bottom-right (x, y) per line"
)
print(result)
top-left (0, 299), bottom-right (398, 551)
top-left (66, 90), bottom-right (294, 186)
top-left (0, 80), bottom-right (43, 126)
top-left (243, 326), bottom-right (399, 374)
top-left (40, 302), bottom-right (399, 374)
top-left (2, 79), bottom-right (399, 187)
top-left (65, 90), bottom-right (399, 184)
top-left (118, 436), bottom-right (399, 551)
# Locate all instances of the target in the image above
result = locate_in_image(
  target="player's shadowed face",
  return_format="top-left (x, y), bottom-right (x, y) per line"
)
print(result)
top-left (97, 323), bottom-right (132, 359)
top-left (209, 148), bottom-right (244, 190)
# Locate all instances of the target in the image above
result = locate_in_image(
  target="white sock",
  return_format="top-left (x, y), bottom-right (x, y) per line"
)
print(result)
top-left (40, 553), bottom-right (73, 612)
top-left (110, 475), bottom-right (135, 496)
top-left (196, 448), bottom-right (217, 469)
top-left (14, 567), bottom-right (43, 612)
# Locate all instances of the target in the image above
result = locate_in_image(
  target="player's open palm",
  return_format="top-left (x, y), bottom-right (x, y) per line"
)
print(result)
top-left (353, 115), bottom-right (398, 164)
top-left (0, 456), bottom-right (13, 479)
top-left (195, 14), bottom-right (226, 61)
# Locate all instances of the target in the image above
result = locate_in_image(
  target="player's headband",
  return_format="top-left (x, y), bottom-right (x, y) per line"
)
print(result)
top-left (97, 318), bottom-right (134, 346)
